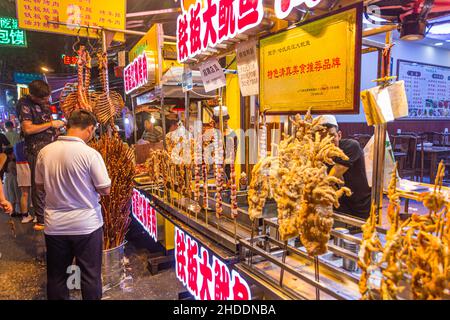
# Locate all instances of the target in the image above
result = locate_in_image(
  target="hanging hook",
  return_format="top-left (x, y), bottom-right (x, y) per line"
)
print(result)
top-left (72, 28), bottom-right (81, 55)
top-left (86, 25), bottom-right (96, 54)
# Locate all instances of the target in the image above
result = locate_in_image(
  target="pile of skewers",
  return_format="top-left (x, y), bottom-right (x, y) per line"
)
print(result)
top-left (90, 133), bottom-right (135, 250)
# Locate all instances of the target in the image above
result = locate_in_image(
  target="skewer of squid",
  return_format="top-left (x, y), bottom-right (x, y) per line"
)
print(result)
top-left (230, 149), bottom-right (238, 242)
top-left (214, 124), bottom-right (224, 223)
top-left (203, 161), bottom-right (209, 226)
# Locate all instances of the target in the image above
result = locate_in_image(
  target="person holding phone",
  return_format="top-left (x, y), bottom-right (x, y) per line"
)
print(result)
top-left (16, 80), bottom-right (65, 231)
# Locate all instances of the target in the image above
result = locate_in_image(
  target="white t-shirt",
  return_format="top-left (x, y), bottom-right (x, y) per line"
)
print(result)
top-left (35, 136), bottom-right (111, 235)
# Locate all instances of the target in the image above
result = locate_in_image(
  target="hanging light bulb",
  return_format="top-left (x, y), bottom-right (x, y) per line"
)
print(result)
top-left (150, 114), bottom-right (156, 124)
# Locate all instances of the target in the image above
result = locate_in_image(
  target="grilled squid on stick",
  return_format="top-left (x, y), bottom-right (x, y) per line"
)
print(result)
top-left (230, 150), bottom-right (238, 219)
top-left (248, 110), bottom-right (350, 256)
top-left (203, 162), bottom-right (209, 208)
top-left (213, 130), bottom-right (224, 218)
top-left (358, 161), bottom-right (450, 300)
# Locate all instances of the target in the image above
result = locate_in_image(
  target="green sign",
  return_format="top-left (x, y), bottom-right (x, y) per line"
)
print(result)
top-left (0, 17), bottom-right (27, 47)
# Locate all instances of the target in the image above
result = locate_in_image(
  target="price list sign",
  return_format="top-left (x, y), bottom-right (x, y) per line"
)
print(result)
top-left (397, 59), bottom-right (450, 119)
top-left (16, 0), bottom-right (125, 42)
top-left (0, 17), bottom-right (27, 47)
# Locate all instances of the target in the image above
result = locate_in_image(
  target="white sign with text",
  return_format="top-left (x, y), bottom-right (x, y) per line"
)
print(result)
top-left (198, 58), bottom-right (226, 93)
top-left (236, 40), bottom-right (259, 96)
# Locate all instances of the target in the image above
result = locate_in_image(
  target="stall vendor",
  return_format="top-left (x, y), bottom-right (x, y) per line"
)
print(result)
top-left (141, 118), bottom-right (163, 143)
top-left (319, 115), bottom-right (371, 220)
top-left (213, 106), bottom-right (238, 181)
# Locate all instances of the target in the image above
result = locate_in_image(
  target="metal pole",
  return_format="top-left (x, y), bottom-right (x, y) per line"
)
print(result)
top-left (362, 25), bottom-right (398, 38)
top-left (185, 90), bottom-right (190, 198)
top-left (101, 29), bottom-right (107, 55)
top-left (47, 20), bottom-right (147, 36)
top-left (161, 89), bottom-right (167, 150)
top-left (126, 8), bottom-right (181, 18)
top-left (132, 96), bottom-right (137, 144)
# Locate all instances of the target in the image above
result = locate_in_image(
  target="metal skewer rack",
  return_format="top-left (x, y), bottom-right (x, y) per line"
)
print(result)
top-left (236, 213), bottom-right (385, 300)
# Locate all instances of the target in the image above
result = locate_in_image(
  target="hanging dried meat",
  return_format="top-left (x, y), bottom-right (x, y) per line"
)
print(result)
top-left (91, 51), bottom-right (124, 125)
top-left (60, 45), bottom-right (93, 117)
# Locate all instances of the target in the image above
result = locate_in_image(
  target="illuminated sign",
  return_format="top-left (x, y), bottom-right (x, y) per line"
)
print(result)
top-left (16, 0), bottom-right (125, 42)
top-left (0, 17), bottom-right (27, 47)
top-left (175, 226), bottom-right (251, 300)
top-left (176, 0), bottom-right (325, 62)
top-left (274, 0), bottom-right (322, 20)
top-left (132, 189), bottom-right (157, 241)
top-left (177, 0), bottom-right (264, 62)
top-left (13, 72), bottom-right (44, 84)
top-left (62, 54), bottom-right (78, 66)
top-left (124, 53), bottom-right (149, 95)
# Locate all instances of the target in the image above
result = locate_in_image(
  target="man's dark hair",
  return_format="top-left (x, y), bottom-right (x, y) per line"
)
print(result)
top-left (67, 110), bottom-right (97, 130)
top-left (323, 123), bottom-right (339, 131)
top-left (28, 80), bottom-right (51, 98)
top-left (5, 121), bottom-right (14, 129)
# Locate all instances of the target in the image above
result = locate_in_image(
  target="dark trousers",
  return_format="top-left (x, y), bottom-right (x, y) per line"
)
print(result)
top-left (45, 227), bottom-right (103, 300)
top-left (27, 153), bottom-right (45, 224)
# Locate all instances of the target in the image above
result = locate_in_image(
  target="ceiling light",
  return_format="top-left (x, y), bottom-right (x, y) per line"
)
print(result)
top-left (400, 14), bottom-right (427, 41)
top-left (429, 23), bottom-right (450, 35)
top-left (435, 42), bottom-right (444, 46)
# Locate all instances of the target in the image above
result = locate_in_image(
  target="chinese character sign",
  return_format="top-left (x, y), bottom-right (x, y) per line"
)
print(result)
top-left (124, 53), bottom-right (150, 95)
top-left (259, 5), bottom-right (362, 114)
top-left (16, 0), bottom-right (125, 42)
top-left (62, 54), bottom-right (78, 65)
top-left (132, 189), bottom-right (157, 241)
top-left (198, 58), bottom-right (227, 93)
top-left (177, 0), bottom-right (264, 62)
top-left (0, 17), bottom-right (27, 47)
top-left (236, 39), bottom-right (259, 96)
top-left (175, 227), bottom-right (251, 300)
top-left (13, 72), bottom-right (44, 84)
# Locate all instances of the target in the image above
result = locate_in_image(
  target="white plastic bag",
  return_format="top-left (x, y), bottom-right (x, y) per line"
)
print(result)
top-left (363, 133), bottom-right (397, 189)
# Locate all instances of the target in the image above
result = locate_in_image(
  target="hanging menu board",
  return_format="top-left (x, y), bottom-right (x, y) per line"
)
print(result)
top-left (16, 0), bottom-right (126, 42)
top-left (397, 59), bottom-right (450, 119)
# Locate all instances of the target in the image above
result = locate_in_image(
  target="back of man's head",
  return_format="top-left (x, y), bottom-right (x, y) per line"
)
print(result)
top-left (67, 110), bottom-right (97, 130)
top-left (28, 80), bottom-right (51, 98)
top-left (5, 121), bottom-right (14, 130)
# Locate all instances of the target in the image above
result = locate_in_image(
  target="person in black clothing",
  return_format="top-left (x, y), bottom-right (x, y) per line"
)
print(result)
top-left (0, 132), bottom-right (11, 153)
top-left (319, 115), bottom-right (371, 220)
top-left (15, 80), bottom-right (65, 230)
top-left (0, 132), bottom-right (11, 182)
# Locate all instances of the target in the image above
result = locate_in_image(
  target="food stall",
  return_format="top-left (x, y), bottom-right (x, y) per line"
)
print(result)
top-left (130, 0), bottom-right (450, 300)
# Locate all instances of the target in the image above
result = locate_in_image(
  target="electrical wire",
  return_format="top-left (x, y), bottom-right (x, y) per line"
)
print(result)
top-left (190, 89), bottom-right (217, 99)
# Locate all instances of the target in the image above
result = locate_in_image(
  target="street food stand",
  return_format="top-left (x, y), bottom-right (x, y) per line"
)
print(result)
top-left (130, 0), bottom-right (450, 300)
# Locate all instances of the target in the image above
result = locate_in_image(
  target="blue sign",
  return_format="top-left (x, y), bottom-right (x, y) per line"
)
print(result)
top-left (13, 72), bottom-right (44, 84)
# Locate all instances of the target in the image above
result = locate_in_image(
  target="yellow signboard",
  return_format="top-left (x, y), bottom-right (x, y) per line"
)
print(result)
top-left (128, 24), bottom-right (164, 86)
top-left (259, 4), bottom-right (362, 114)
top-left (16, 0), bottom-right (126, 42)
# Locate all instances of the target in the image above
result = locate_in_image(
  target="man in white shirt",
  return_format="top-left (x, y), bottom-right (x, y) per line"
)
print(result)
top-left (35, 110), bottom-right (110, 300)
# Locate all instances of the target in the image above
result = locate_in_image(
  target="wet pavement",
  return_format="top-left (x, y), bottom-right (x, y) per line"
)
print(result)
top-left (0, 213), bottom-right (184, 300)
